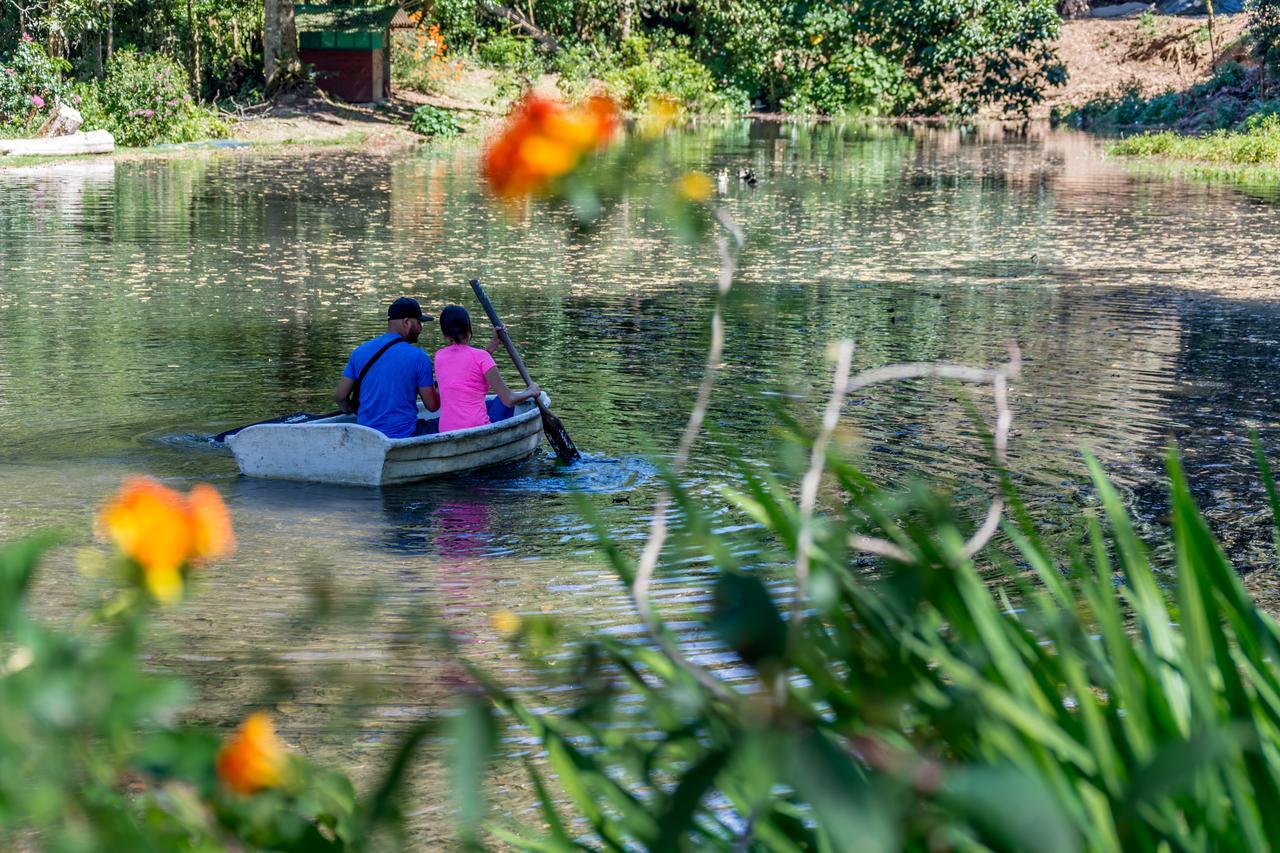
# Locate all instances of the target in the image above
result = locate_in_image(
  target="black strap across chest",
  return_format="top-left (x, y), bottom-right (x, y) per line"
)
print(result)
top-left (348, 337), bottom-right (407, 413)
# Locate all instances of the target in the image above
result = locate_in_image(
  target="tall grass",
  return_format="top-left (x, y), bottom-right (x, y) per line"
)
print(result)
top-left (1110, 114), bottom-right (1280, 165)
top-left (465, 424), bottom-right (1280, 850)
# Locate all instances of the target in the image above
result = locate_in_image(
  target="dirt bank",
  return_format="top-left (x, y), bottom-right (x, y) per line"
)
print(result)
top-left (1041, 14), bottom-right (1252, 117)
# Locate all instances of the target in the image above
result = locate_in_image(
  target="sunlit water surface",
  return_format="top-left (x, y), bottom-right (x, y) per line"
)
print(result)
top-left (4, 121), bottom-right (1280, 838)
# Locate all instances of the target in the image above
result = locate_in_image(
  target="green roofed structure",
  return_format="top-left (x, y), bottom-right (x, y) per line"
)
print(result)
top-left (294, 3), bottom-right (412, 103)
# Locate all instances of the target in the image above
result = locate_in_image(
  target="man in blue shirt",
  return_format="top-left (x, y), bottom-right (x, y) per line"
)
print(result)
top-left (334, 297), bottom-right (440, 438)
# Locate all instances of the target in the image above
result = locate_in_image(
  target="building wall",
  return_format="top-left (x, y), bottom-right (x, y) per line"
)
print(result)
top-left (299, 48), bottom-right (389, 103)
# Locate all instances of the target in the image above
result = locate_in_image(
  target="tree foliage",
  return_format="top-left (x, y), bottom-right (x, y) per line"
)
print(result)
top-left (3, 0), bottom-right (1064, 116)
top-left (425, 0), bottom-right (1065, 115)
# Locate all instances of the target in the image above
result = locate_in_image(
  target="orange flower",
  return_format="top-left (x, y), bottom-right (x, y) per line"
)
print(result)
top-left (97, 477), bottom-right (234, 603)
top-left (216, 712), bottom-right (289, 794)
top-left (189, 483), bottom-right (235, 560)
top-left (482, 93), bottom-right (620, 199)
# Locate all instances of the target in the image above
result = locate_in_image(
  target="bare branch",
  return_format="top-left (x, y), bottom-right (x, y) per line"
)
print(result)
top-left (843, 344), bottom-right (1022, 565)
top-left (631, 210), bottom-right (743, 702)
top-left (789, 340), bottom-right (854, 647)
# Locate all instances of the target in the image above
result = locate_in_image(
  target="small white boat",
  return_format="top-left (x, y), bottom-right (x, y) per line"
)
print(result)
top-left (226, 397), bottom-right (543, 486)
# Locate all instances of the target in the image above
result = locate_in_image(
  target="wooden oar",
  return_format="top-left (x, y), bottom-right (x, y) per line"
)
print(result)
top-left (470, 278), bottom-right (581, 464)
top-left (213, 409), bottom-right (343, 444)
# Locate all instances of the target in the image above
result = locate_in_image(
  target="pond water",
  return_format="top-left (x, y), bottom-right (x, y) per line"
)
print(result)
top-left (4, 120), bottom-right (1280, 834)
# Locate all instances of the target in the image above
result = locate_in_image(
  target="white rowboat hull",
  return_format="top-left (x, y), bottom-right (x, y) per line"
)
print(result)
top-left (226, 398), bottom-right (543, 486)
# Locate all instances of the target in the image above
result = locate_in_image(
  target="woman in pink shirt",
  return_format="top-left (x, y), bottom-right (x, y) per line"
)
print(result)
top-left (434, 305), bottom-right (540, 433)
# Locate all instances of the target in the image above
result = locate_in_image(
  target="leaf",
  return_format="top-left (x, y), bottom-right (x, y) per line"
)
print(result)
top-left (939, 764), bottom-right (1078, 853)
top-left (524, 759), bottom-right (579, 851)
top-left (0, 532), bottom-right (59, 630)
top-left (355, 719), bottom-right (436, 842)
top-left (450, 698), bottom-right (498, 846)
top-left (1252, 429), bottom-right (1280, 571)
top-left (786, 731), bottom-right (899, 853)
top-left (653, 744), bottom-right (733, 849)
top-left (708, 570), bottom-right (787, 669)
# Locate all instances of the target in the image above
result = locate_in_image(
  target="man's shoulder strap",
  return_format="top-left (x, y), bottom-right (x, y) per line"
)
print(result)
top-left (356, 336), bottom-right (407, 385)
top-left (349, 337), bottom-right (408, 414)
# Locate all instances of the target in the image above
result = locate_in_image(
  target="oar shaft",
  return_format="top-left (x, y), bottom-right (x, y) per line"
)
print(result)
top-left (470, 279), bottom-right (537, 393)
top-left (470, 279), bottom-right (580, 463)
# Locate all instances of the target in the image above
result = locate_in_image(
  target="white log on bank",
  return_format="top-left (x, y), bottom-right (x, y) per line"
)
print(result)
top-left (0, 130), bottom-right (115, 157)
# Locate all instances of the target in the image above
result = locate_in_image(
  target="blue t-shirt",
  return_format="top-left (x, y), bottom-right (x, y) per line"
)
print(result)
top-left (342, 333), bottom-right (434, 438)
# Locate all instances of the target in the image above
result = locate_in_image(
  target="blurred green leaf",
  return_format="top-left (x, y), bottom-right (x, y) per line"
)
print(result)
top-left (708, 570), bottom-right (787, 669)
top-left (450, 698), bottom-right (498, 846)
top-left (939, 764), bottom-right (1078, 853)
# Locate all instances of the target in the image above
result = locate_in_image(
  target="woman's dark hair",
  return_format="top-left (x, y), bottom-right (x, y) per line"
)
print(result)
top-left (439, 304), bottom-right (472, 344)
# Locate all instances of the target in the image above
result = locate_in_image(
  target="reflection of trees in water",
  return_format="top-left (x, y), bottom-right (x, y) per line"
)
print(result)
top-left (1123, 294), bottom-right (1280, 567)
top-left (4, 122), bottom-right (1280, 569)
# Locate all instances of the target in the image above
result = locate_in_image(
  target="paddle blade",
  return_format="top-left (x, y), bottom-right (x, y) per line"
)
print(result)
top-left (540, 408), bottom-right (581, 464)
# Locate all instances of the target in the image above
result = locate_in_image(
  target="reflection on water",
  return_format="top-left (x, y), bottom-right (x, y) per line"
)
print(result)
top-left (6, 120), bottom-right (1280, 830)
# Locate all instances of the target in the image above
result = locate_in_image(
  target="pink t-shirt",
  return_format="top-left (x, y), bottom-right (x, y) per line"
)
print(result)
top-left (434, 343), bottom-right (497, 432)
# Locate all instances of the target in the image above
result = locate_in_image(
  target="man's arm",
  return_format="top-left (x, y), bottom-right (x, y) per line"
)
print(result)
top-left (334, 377), bottom-right (355, 413)
top-left (419, 385), bottom-right (440, 412)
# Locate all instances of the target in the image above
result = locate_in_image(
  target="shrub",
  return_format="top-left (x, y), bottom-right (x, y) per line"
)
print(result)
top-left (0, 480), bottom-right (388, 848)
top-left (408, 103), bottom-right (462, 137)
top-left (80, 49), bottom-right (226, 147)
top-left (1190, 60), bottom-right (1250, 99)
top-left (781, 44), bottom-right (915, 116)
top-left (0, 34), bottom-right (72, 135)
top-left (598, 34), bottom-right (748, 114)
top-left (393, 19), bottom-right (466, 94)
top-left (1249, 0), bottom-right (1280, 67)
top-left (477, 33), bottom-right (543, 77)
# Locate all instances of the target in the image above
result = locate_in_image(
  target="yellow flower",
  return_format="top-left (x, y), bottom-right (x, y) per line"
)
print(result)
top-left (639, 95), bottom-right (681, 138)
top-left (216, 712), bottom-right (289, 794)
top-left (96, 477), bottom-right (234, 603)
top-left (677, 171), bottom-right (715, 203)
top-left (490, 610), bottom-right (522, 636)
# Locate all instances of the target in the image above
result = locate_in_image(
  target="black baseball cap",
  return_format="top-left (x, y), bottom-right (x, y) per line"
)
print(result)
top-left (388, 297), bottom-right (433, 322)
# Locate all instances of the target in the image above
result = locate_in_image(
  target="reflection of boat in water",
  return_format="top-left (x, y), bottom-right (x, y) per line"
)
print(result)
top-left (226, 397), bottom-right (542, 486)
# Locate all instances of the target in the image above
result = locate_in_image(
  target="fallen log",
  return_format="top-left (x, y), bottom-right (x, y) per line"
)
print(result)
top-left (0, 130), bottom-right (115, 157)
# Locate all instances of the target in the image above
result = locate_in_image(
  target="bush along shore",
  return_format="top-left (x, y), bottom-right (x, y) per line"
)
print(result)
top-left (3, 0), bottom-right (1070, 155)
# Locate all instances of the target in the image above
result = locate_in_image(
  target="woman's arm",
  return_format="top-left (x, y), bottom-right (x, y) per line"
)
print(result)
top-left (485, 366), bottom-right (539, 407)
top-left (418, 385), bottom-right (440, 412)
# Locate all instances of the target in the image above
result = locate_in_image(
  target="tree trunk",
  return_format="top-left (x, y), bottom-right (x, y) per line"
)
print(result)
top-left (1206, 0), bottom-right (1218, 70)
top-left (107, 0), bottom-right (114, 63)
top-left (95, 28), bottom-right (103, 78)
top-left (187, 0), bottom-right (201, 97)
top-left (264, 0), bottom-right (300, 90)
top-left (620, 0), bottom-right (632, 39)
top-left (475, 0), bottom-right (559, 52)
top-left (1056, 0), bottom-right (1091, 17)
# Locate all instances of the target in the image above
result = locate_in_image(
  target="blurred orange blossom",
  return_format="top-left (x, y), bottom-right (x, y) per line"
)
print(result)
top-left (96, 477), bottom-right (234, 603)
top-left (216, 712), bottom-right (290, 794)
top-left (482, 93), bottom-right (620, 198)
